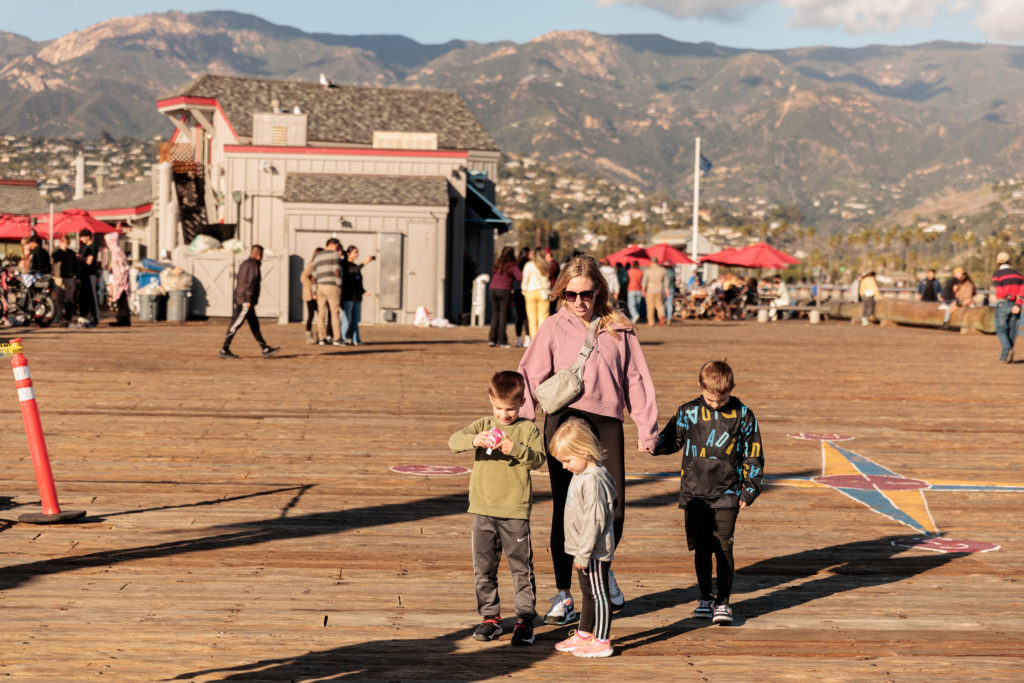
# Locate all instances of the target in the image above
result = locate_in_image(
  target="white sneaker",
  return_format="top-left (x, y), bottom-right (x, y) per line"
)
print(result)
top-left (544, 590), bottom-right (577, 625)
top-left (524, 335), bottom-right (530, 348)
top-left (608, 569), bottom-right (624, 608)
top-left (712, 602), bottom-right (733, 625)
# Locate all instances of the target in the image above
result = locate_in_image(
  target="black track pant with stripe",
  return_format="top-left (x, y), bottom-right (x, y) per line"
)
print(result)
top-left (577, 559), bottom-right (612, 640)
top-left (223, 303), bottom-right (268, 351)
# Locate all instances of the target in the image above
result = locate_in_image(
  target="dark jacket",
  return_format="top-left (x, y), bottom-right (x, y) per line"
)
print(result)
top-left (653, 395), bottom-right (765, 508)
top-left (234, 257), bottom-right (261, 306)
top-left (28, 246), bottom-right (52, 275)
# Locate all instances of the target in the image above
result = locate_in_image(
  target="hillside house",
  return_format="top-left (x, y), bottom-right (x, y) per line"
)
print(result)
top-left (155, 74), bottom-right (509, 324)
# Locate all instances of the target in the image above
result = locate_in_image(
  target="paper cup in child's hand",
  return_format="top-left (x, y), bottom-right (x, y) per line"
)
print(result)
top-left (485, 427), bottom-right (505, 454)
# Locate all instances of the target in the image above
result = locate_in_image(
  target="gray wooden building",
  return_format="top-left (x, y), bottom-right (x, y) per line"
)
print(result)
top-left (155, 74), bottom-right (509, 324)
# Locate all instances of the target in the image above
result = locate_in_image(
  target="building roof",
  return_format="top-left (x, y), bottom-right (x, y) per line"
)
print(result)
top-left (163, 75), bottom-right (499, 152)
top-left (58, 179), bottom-right (152, 212)
top-left (0, 184), bottom-right (48, 215)
top-left (283, 174), bottom-right (450, 207)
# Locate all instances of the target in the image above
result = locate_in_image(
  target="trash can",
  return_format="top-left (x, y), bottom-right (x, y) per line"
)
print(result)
top-left (139, 294), bottom-right (158, 322)
top-left (166, 289), bottom-right (189, 322)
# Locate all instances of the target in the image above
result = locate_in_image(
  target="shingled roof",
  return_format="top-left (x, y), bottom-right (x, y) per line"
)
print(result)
top-left (58, 179), bottom-right (152, 212)
top-left (0, 184), bottom-right (48, 215)
top-left (284, 174), bottom-right (450, 207)
top-left (163, 75), bottom-right (499, 152)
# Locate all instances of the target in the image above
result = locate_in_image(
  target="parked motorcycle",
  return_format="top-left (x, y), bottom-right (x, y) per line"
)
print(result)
top-left (1, 263), bottom-right (56, 327)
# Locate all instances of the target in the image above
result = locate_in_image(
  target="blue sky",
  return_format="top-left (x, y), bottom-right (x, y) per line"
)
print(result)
top-left (4, 0), bottom-right (1023, 49)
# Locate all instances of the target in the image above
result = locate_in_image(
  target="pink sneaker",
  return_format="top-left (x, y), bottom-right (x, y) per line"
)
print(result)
top-left (555, 630), bottom-right (592, 653)
top-left (573, 637), bottom-right (613, 658)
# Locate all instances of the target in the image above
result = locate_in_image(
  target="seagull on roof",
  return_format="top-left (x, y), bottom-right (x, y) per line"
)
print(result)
top-left (319, 72), bottom-right (336, 88)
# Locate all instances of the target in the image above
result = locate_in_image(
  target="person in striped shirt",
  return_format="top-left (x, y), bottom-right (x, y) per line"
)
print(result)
top-left (991, 251), bottom-right (1023, 363)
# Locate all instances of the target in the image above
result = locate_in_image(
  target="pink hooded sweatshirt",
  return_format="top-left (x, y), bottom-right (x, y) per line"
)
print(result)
top-left (517, 307), bottom-right (659, 449)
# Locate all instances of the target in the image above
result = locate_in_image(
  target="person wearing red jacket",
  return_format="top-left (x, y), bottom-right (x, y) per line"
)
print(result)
top-left (991, 251), bottom-right (1023, 363)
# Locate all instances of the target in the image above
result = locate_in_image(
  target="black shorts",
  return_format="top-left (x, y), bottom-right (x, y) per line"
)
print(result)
top-left (683, 499), bottom-right (738, 551)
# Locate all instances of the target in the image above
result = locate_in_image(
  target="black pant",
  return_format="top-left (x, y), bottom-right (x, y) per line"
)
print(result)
top-left (577, 559), bottom-right (611, 640)
top-left (684, 500), bottom-right (738, 604)
top-left (305, 300), bottom-right (317, 332)
top-left (488, 288), bottom-right (511, 345)
top-left (544, 409), bottom-right (625, 591)
top-left (512, 290), bottom-right (527, 337)
top-left (223, 303), bottom-right (267, 350)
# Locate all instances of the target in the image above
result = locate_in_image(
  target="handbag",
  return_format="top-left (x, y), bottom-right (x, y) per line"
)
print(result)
top-left (534, 318), bottom-right (599, 414)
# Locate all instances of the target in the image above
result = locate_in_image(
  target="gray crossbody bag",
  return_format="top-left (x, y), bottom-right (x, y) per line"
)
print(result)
top-left (533, 318), bottom-right (600, 414)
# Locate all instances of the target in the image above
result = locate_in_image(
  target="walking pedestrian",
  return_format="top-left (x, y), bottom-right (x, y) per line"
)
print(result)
top-left (991, 251), bottom-right (1023, 363)
top-left (219, 245), bottom-right (280, 359)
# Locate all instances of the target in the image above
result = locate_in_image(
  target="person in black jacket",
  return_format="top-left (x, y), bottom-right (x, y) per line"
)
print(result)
top-left (651, 360), bottom-right (764, 626)
top-left (219, 245), bottom-right (280, 359)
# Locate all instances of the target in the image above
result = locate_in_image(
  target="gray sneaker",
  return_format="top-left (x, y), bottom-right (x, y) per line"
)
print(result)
top-left (472, 617), bottom-right (503, 641)
top-left (692, 599), bottom-right (714, 618)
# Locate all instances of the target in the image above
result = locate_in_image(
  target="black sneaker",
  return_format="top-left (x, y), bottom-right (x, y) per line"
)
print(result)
top-left (472, 617), bottom-right (503, 642)
top-left (510, 617), bottom-right (535, 646)
top-left (219, 349), bottom-right (239, 359)
top-left (262, 346), bottom-right (281, 358)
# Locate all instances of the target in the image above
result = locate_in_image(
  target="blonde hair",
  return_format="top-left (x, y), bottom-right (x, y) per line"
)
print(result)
top-left (551, 255), bottom-right (632, 337)
top-left (549, 418), bottom-right (607, 464)
top-left (531, 252), bottom-right (549, 277)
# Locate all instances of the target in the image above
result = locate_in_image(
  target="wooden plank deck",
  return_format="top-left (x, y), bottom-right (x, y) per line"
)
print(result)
top-left (2, 317), bottom-right (1022, 681)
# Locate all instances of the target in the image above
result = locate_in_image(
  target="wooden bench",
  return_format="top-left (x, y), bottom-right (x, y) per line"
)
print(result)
top-left (754, 303), bottom-right (826, 322)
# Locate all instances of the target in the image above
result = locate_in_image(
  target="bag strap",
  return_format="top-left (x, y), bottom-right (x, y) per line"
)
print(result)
top-left (569, 318), bottom-right (600, 371)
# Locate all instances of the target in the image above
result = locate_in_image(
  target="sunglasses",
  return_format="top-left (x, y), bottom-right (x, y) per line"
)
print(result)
top-left (563, 289), bottom-right (596, 303)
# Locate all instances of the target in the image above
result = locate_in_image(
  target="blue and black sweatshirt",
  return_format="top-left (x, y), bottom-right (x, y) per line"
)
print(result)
top-left (653, 395), bottom-right (765, 509)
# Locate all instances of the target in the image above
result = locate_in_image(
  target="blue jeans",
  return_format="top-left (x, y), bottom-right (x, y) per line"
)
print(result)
top-left (994, 300), bottom-right (1020, 359)
top-left (341, 300), bottom-right (362, 344)
top-left (627, 291), bottom-right (642, 323)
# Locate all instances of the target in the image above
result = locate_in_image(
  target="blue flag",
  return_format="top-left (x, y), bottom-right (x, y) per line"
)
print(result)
top-left (699, 153), bottom-right (713, 177)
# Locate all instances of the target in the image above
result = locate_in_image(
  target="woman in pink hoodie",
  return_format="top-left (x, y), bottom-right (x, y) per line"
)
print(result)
top-left (518, 255), bottom-right (658, 625)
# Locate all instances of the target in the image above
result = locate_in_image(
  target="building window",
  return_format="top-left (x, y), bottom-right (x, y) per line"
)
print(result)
top-left (271, 126), bottom-right (288, 145)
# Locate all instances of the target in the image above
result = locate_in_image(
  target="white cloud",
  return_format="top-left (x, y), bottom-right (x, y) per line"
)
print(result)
top-left (976, 0), bottom-right (1024, 41)
top-left (599, 0), bottom-right (1024, 42)
top-left (596, 0), bottom-right (768, 22)
top-left (781, 0), bottom-right (967, 34)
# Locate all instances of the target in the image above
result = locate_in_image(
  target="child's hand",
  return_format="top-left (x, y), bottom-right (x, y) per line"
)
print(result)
top-left (573, 561), bottom-right (586, 570)
top-left (497, 437), bottom-right (515, 455)
top-left (739, 500), bottom-right (748, 509)
top-left (637, 439), bottom-right (653, 453)
top-left (472, 431), bottom-right (491, 449)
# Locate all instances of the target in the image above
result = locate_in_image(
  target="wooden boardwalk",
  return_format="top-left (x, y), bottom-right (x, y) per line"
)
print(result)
top-left (2, 317), bottom-right (1022, 681)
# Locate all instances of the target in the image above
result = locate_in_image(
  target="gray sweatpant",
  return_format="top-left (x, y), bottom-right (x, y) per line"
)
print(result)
top-left (471, 514), bottom-right (536, 620)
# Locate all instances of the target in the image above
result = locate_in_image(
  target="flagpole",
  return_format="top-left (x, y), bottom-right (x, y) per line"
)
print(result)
top-left (691, 136), bottom-right (701, 268)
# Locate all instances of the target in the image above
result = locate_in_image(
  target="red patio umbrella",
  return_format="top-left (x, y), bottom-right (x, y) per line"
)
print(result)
top-left (644, 242), bottom-right (695, 265)
top-left (700, 247), bottom-right (743, 266)
top-left (701, 242), bottom-right (799, 269)
top-left (727, 241), bottom-right (800, 269)
top-left (42, 209), bottom-right (120, 238)
top-left (605, 245), bottom-right (650, 266)
top-left (0, 214), bottom-right (35, 240)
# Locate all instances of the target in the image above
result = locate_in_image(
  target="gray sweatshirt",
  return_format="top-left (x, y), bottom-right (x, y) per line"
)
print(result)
top-left (563, 464), bottom-right (616, 567)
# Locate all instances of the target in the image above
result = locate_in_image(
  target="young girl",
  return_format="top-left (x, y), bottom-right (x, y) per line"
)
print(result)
top-left (549, 418), bottom-right (617, 658)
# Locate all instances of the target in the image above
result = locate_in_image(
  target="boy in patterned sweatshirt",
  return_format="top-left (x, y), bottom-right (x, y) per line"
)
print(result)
top-left (652, 360), bottom-right (764, 625)
top-left (449, 371), bottom-right (545, 646)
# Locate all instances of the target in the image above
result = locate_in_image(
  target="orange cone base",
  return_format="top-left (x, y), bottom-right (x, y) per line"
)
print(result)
top-left (18, 510), bottom-right (86, 524)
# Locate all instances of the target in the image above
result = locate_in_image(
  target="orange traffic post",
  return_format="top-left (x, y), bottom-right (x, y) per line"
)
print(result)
top-left (2, 338), bottom-right (85, 524)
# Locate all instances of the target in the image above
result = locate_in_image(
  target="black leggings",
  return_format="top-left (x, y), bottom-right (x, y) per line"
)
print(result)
top-left (577, 559), bottom-right (611, 640)
top-left (512, 290), bottom-right (527, 336)
top-left (544, 409), bottom-right (624, 591)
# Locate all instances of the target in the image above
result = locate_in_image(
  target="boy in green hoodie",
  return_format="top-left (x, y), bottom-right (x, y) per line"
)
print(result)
top-left (449, 370), bottom-right (545, 646)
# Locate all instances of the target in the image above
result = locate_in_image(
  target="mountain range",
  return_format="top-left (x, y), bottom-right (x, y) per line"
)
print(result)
top-left (4, 10), bottom-right (1024, 230)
